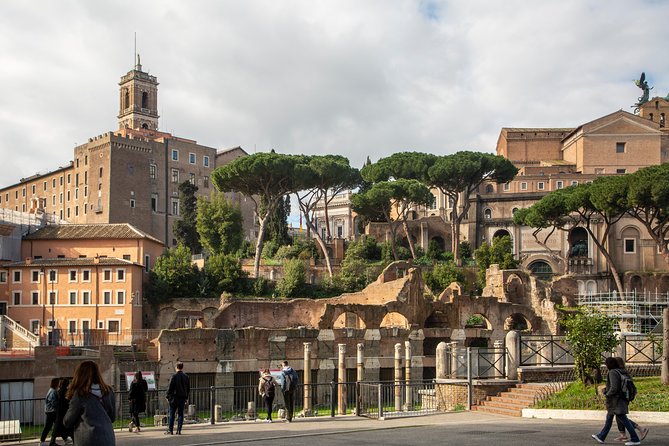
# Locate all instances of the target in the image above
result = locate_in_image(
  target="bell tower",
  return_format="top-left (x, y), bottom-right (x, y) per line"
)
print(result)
top-left (117, 55), bottom-right (160, 130)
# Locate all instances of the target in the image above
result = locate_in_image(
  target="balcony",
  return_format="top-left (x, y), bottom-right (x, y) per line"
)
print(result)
top-left (568, 256), bottom-right (593, 274)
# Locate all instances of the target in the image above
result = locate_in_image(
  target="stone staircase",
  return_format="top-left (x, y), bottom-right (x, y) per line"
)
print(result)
top-left (473, 383), bottom-right (551, 417)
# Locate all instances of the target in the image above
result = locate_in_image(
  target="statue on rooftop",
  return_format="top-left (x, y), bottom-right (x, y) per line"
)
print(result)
top-left (632, 72), bottom-right (653, 113)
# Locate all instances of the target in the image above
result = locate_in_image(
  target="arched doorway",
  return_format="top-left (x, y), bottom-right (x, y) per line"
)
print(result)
top-left (504, 313), bottom-right (532, 331)
top-left (333, 312), bottom-right (366, 329)
top-left (464, 314), bottom-right (491, 329)
top-left (493, 229), bottom-right (510, 240)
top-left (629, 275), bottom-right (643, 293)
top-left (529, 260), bottom-right (553, 281)
top-left (380, 312), bottom-right (410, 329)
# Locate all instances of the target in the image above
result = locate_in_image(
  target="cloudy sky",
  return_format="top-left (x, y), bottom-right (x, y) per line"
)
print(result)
top-left (1, 0), bottom-right (668, 188)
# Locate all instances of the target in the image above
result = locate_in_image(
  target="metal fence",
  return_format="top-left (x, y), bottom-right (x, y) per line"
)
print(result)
top-left (358, 381), bottom-right (438, 419)
top-left (40, 329), bottom-right (162, 348)
top-left (443, 346), bottom-right (507, 379)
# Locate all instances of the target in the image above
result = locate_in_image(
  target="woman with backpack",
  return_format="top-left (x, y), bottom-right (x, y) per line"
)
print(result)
top-left (258, 369), bottom-right (276, 422)
top-left (128, 371), bottom-right (148, 432)
top-left (591, 357), bottom-right (640, 446)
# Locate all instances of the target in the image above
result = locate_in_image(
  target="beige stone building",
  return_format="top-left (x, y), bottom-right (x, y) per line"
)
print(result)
top-left (0, 58), bottom-right (256, 248)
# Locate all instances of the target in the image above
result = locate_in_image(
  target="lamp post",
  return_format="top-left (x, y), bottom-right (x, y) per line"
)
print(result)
top-left (50, 274), bottom-right (55, 346)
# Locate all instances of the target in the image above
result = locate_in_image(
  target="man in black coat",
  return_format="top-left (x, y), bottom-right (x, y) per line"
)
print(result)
top-left (165, 362), bottom-right (190, 435)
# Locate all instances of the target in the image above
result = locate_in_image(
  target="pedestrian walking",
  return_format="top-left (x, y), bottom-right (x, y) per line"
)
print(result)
top-left (63, 360), bottom-right (116, 446)
top-left (258, 369), bottom-right (276, 422)
top-left (39, 378), bottom-right (59, 446)
top-left (613, 357), bottom-right (648, 442)
top-left (128, 371), bottom-right (148, 433)
top-left (279, 360), bottom-right (299, 422)
top-left (50, 378), bottom-right (73, 446)
top-left (165, 362), bottom-right (190, 435)
top-left (591, 357), bottom-right (640, 446)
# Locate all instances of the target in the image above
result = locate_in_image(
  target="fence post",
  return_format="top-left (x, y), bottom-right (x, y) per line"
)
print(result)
top-left (377, 383), bottom-right (384, 420)
top-left (662, 308), bottom-right (669, 385)
top-left (493, 340), bottom-right (504, 378)
top-left (209, 386), bottom-right (215, 425)
top-left (355, 381), bottom-right (361, 417)
top-left (303, 342), bottom-right (312, 416)
top-left (466, 347), bottom-right (473, 410)
top-left (330, 380), bottom-right (336, 417)
top-left (394, 343), bottom-right (402, 412)
top-left (356, 343), bottom-right (364, 416)
top-left (616, 333), bottom-right (627, 361)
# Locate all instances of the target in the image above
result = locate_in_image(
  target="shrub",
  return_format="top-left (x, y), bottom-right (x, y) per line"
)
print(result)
top-left (423, 261), bottom-right (465, 295)
top-left (204, 253), bottom-right (246, 295)
top-left (276, 259), bottom-right (306, 297)
top-left (261, 240), bottom-right (280, 259)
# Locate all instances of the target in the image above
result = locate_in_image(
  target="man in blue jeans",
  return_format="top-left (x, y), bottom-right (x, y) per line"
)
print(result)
top-left (165, 362), bottom-right (190, 435)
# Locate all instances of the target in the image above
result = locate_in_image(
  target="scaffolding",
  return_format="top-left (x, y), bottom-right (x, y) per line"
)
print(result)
top-left (577, 290), bottom-right (669, 334)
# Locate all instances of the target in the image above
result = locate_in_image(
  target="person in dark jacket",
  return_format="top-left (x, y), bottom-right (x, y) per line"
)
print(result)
top-left (40, 378), bottom-right (59, 446)
top-left (165, 362), bottom-right (190, 435)
top-left (613, 357), bottom-right (648, 442)
top-left (279, 360), bottom-right (299, 422)
top-left (258, 369), bottom-right (276, 422)
top-left (64, 360), bottom-right (116, 446)
top-left (128, 371), bottom-right (148, 432)
top-left (50, 378), bottom-right (73, 446)
top-left (591, 357), bottom-right (640, 446)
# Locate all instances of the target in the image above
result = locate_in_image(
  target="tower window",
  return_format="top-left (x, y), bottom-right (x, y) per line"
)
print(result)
top-left (616, 142), bottom-right (626, 153)
top-left (151, 193), bottom-right (158, 211)
top-left (141, 91), bottom-right (149, 109)
top-left (171, 169), bottom-right (179, 183)
top-left (171, 149), bottom-right (179, 161)
top-left (149, 164), bottom-right (156, 180)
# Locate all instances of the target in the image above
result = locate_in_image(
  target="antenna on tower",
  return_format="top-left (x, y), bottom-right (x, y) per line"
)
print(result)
top-left (134, 32), bottom-right (136, 66)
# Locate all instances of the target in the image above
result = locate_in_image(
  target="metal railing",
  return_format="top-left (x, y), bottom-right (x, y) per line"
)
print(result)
top-left (40, 329), bottom-right (161, 349)
top-left (520, 335), bottom-right (573, 366)
top-left (443, 346), bottom-right (508, 379)
top-left (358, 381), bottom-right (438, 419)
top-left (624, 335), bottom-right (662, 364)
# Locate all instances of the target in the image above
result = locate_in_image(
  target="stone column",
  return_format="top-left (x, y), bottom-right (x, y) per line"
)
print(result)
top-left (616, 333), bottom-right (627, 362)
top-left (506, 330), bottom-right (520, 380)
top-left (394, 343), bottom-right (402, 412)
top-left (662, 308), bottom-right (669, 385)
top-left (404, 341), bottom-right (412, 410)
top-left (493, 340), bottom-right (504, 378)
top-left (449, 341), bottom-right (459, 378)
top-left (356, 343), bottom-right (364, 382)
top-left (436, 342), bottom-right (448, 379)
top-left (338, 343), bottom-right (346, 415)
top-left (303, 342), bottom-right (312, 416)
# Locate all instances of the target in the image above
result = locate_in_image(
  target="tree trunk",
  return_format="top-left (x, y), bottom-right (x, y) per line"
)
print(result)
top-left (253, 216), bottom-right (268, 279)
top-left (304, 214), bottom-right (333, 278)
top-left (402, 218), bottom-right (417, 259)
top-left (586, 226), bottom-right (624, 293)
top-left (452, 216), bottom-right (461, 266)
top-left (323, 190), bottom-right (332, 240)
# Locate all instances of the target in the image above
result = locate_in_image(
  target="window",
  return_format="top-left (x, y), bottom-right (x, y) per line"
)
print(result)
top-left (69, 291), bottom-right (77, 305)
top-left (99, 167), bottom-right (103, 178)
top-left (171, 169), bottom-right (179, 183)
top-left (75, 206), bottom-right (79, 217)
top-left (12, 270), bottom-right (21, 283)
top-left (616, 169), bottom-right (627, 174)
top-left (59, 193), bottom-right (63, 204)
top-left (203, 155), bottom-right (210, 167)
top-left (31, 184), bottom-right (36, 194)
top-left (512, 207), bottom-right (519, 215)
top-left (69, 270), bottom-right (77, 282)
top-left (595, 168), bottom-right (605, 175)
top-left (13, 291), bottom-right (21, 306)
top-left (556, 181), bottom-right (564, 189)
top-left (68, 320), bottom-right (77, 334)
top-left (189, 173), bottom-right (195, 185)
top-left (82, 270), bottom-right (91, 282)
top-left (149, 164), bottom-right (156, 180)
top-left (103, 269), bottom-right (112, 282)
top-left (151, 193), bottom-right (158, 212)
top-left (537, 182), bottom-right (545, 190)
top-left (624, 238), bottom-right (636, 254)
top-left (117, 290), bottom-right (125, 305)
top-left (31, 320), bottom-right (40, 334)
top-left (616, 142), bottom-right (626, 153)
top-left (429, 193), bottom-right (437, 210)
top-left (171, 149), bottom-right (179, 161)
top-left (49, 291), bottom-right (56, 305)
top-left (82, 291), bottom-right (91, 305)
top-left (123, 254), bottom-right (131, 261)
top-left (484, 208), bottom-right (492, 219)
top-left (189, 153), bottom-right (196, 164)
top-left (520, 182), bottom-right (528, 190)
top-left (43, 181), bottom-right (47, 191)
top-left (116, 269), bottom-right (125, 282)
top-left (108, 320), bottom-right (120, 333)
top-left (0, 271), bottom-right (6, 283)
top-left (32, 291), bottom-right (39, 305)
top-left (52, 178), bottom-right (56, 188)
top-left (103, 291), bottom-right (112, 305)
top-left (144, 255), bottom-right (151, 273)
top-left (130, 199), bottom-right (136, 208)
top-left (171, 199), bottom-right (179, 216)
top-left (485, 184), bottom-right (494, 194)
top-left (571, 181), bottom-right (578, 186)
top-left (203, 176), bottom-right (209, 188)
top-left (31, 270), bottom-right (40, 283)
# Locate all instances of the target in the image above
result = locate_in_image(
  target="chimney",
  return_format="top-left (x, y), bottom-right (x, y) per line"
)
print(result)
top-left (25, 258), bottom-right (32, 265)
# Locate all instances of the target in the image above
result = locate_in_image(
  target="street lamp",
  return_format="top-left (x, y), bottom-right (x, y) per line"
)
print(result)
top-left (50, 273), bottom-right (55, 346)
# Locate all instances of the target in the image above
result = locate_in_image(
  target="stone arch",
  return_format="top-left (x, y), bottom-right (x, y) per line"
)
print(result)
top-left (464, 313), bottom-right (492, 329)
top-left (484, 208), bottom-right (492, 219)
top-left (568, 227), bottom-right (588, 257)
top-left (528, 260), bottom-right (553, 281)
top-left (629, 275), bottom-right (643, 293)
top-left (585, 280), bottom-right (597, 295)
top-left (577, 280), bottom-right (585, 295)
top-left (380, 312), bottom-right (410, 329)
top-left (504, 313), bottom-right (532, 331)
top-left (332, 311), bottom-right (367, 329)
top-left (430, 236), bottom-right (445, 251)
top-left (493, 229), bottom-right (511, 240)
top-left (424, 311), bottom-right (449, 329)
top-left (505, 273), bottom-right (524, 304)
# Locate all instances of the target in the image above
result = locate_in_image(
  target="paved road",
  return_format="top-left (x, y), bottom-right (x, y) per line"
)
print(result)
top-left (104, 412), bottom-right (668, 446)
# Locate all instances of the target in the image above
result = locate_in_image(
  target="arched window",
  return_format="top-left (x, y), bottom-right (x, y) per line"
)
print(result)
top-left (124, 89), bottom-right (130, 109)
top-left (484, 208), bottom-right (492, 219)
top-left (141, 91), bottom-right (149, 109)
top-left (142, 123), bottom-right (148, 129)
top-left (486, 184), bottom-right (494, 193)
top-left (528, 260), bottom-right (553, 281)
top-left (512, 207), bottom-right (519, 215)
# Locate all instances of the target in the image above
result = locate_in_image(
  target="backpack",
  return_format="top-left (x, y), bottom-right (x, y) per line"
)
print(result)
top-left (283, 369), bottom-right (298, 392)
top-left (617, 370), bottom-right (637, 402)
top-left (263, 377), bottom-right (275, 397)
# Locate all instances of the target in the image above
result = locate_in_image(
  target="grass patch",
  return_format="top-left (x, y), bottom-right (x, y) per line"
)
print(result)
top-left (535, 377), bottom-right (669, 412)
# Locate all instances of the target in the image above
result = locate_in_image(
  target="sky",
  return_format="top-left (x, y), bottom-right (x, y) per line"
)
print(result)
top-left (1, 0), bottom-right (669, 189)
